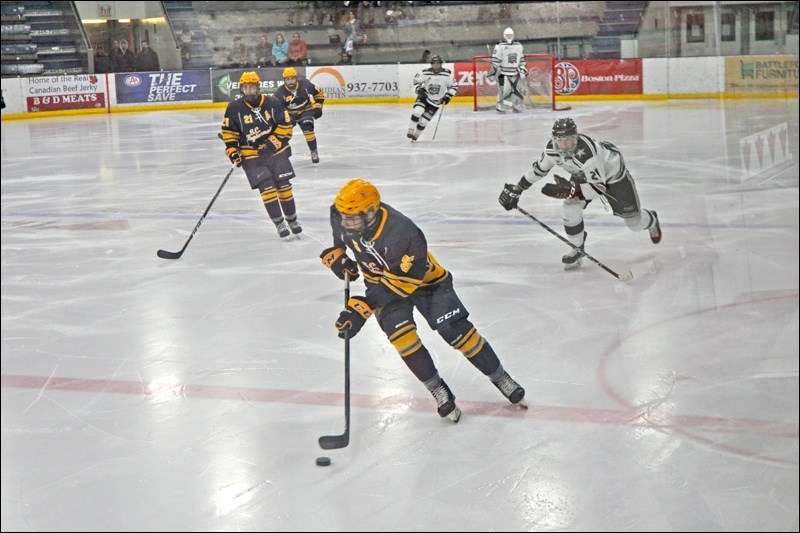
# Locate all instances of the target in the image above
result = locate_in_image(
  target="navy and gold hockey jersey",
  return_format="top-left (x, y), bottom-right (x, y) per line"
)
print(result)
top-left (275, 79), bottom-right (325, 122)
top-left (220, 94), bottom-right (294, 160)
top-left (330, 203), bottom-right (450, 309)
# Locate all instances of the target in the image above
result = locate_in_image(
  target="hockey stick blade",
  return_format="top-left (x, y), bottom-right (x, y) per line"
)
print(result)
top-left (515, 206), bottom-right (633, 283)
top-left (318, 433), bottom-right (349, 450)
top-left (156, 167), bottom-right (234, 261)
top-left (618, 270), bottom-right (634, 283)
top-left (156, 249), bottom-right (183, 260)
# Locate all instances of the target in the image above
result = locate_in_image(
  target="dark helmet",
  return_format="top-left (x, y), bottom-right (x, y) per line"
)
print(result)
top-left (552, 118), bottom-right (578, 155)
top-left (430, 55), bottom-right (443, 71)
top-left (552, 118), bottom-right (577, 138)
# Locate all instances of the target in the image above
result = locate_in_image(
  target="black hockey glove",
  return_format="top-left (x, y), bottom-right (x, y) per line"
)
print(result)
top-left (320, 246), bottom-right (360, 281)
top-left (541, 176), bottom-right (584, 200)
top-left (335, 297), bottom-right (373, 339)
top-left (416, 86), bottom-right (428, 100)
top-left (226, 147), bottom-right (242, 167)
top-left (499, 183), bottom-right (523, 211)
top-left (313, 105), bottom-right (323, 119)
top-left (441, 94), bottom-right (452, 105)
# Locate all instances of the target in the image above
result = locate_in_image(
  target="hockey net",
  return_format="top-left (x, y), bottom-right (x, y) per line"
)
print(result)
top-left (471, 54), bottom-right (570, 112)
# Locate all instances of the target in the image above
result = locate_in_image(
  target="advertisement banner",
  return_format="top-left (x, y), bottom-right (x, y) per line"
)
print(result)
top-left (116, 71), bottom-right (212, 104)
top-left (212, 68), bottom-right (287, 102)
top-left (25, 74), bottom-right (106, 113)
top-left (454, 59), bottom-right (643, 98)
top-left (726, 56), bottom-right (799, 92)
top-left (453, 62), bottom-right (480, 97)
top-left (306, 65), bottom-right (399, 99)
top-left (553, 59), bottom-right (642, 96)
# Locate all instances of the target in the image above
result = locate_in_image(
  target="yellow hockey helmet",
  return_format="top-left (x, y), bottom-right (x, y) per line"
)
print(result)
top-left (238, 71), bottom-right (261, 85)
top-left (335, 179), bottom-right (381, 215)
top-left (282, 66), bottom-right (298, 78)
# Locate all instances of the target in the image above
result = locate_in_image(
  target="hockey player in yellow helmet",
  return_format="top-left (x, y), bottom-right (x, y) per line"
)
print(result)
top-left (238, 70), bottom-right (262, 105)
top-left (275, 65), bottom-right (326, 163)
top-left (219, 71), bottom-right (304, 239)
top-left (320, 179), bottom-right (526, 423)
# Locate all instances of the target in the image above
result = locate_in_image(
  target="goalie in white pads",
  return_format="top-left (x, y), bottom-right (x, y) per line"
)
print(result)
top-left (498, 118), bottom-right (662, 270)
top-left (489, 27), bottom-right (527, 113)
top-left (407, 54), bottom-right (457, 141)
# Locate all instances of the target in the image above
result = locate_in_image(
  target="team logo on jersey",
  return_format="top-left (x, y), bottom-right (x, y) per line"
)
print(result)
top-left (400, 254), bottom-right (414, 273)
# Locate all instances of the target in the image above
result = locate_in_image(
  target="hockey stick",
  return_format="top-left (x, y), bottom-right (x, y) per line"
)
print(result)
top-left (319, 272), bottom-right (351, 450)
top-left (156, 167), bottom-right (234, 260)
top-left (515, 206), bottom-right (633, 282)
top-left (431, 105), bottom-right (444, 142)
top-left (508, 74), bottom-right (534, 110)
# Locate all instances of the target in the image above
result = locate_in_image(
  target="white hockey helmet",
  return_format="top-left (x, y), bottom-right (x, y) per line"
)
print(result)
top-left (503, 27), bottom-right (514, 44)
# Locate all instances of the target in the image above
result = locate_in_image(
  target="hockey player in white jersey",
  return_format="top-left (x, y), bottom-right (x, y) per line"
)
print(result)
top-left (407, 54), bottom-right (458, 141)
top-left (489, 27), bottom-right (527, 113)
top-left (498, 118), bottom-right (662, 269)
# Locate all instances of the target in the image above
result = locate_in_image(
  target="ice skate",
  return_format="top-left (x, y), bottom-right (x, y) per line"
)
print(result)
top-left (563, 232), bottom-right (586, 270)
top-left (492, 371), bottom-right (526, 407)
top-left (275, 220), bottom-right (290, 239)
top-left (430, 380), bottom-right (461, 422)
top-left (648, 211), bottom-right (661, 244)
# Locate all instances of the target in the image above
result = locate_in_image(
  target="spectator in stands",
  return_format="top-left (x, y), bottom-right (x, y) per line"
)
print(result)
top-left (1, 89), bottom-right (6, 110)
top-left (343, 10), bottom-right (366, 60)
top-left (272, 33), bottom-right (289, 65)
top-left (115, 39), bottom-right (136, 72)
top-left (180, 25), bottom-right (193, 63)
top-left (357, 1), bottom-right (377, 26)
top-left (384, 3), bottom-right (405, 24)
top-left (308, 1), bottom-right (323, 26)
top-left (288, 32), bottom-right (308, 66)
top-left (227, 36), bottom-right (250, 68)
top-left (94, 44), bottom-right (114, 73)
top-left (135, 41), bottom-right (160, 72)
top-left (255, 34), bottom-right (271, 67)
top-left (288, 1), bottom-right (310, 26)
top-left (109, 39), bottom-right (123, 72)
top-left (403, 1), bottom-right (416, 20)
top-left (420, 49), bottom-right (431, 63)
top-left (335, 50), bottom-right (353, 65)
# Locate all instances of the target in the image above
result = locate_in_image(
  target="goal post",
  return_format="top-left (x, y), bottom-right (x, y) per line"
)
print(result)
top-left (471, 54), bottom-right (570, 112)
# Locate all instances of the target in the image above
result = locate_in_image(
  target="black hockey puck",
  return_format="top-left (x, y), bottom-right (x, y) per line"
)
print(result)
top-left (316, 456), bottom-right (331, 467)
